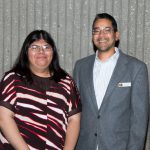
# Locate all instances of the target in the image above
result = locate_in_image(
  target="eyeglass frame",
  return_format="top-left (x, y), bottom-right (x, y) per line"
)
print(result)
top-left (29, 44), bottom-right (52, 53)
top-left (92, 26), bottom-right (114, 35)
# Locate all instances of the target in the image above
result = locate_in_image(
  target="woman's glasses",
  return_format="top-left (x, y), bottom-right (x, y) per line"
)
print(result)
top-left (29, 45), bottom-right (52, 53)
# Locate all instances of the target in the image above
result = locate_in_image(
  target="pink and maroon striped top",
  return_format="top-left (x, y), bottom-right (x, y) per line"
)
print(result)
top-left (0, 71), bottom-right (81, 150)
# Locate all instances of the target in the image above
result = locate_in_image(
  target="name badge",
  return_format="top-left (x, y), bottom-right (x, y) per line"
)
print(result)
top-left (117, 82), bottom-right (131, 87)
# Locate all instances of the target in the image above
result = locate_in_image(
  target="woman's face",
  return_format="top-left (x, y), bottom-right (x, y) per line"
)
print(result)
top-left (28, 39), bottom-right (53, 77)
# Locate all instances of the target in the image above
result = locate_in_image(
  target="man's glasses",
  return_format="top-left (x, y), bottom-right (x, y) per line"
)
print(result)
top-left (29, 45), bottom-right (52, 53)
top-left (92, 27), bottom-right (114, 35)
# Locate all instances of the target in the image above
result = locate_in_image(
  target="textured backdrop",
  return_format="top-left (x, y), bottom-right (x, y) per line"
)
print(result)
top-left (0, 0), bottom-right (149, 149)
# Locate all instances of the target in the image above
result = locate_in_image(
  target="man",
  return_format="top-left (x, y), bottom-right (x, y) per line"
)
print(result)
top-left (73, 13), bottom-right (149, 150)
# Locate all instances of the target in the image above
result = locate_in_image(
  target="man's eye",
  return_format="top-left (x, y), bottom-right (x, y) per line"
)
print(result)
top-left (93, 30), bottom-right (99, 33)
top-left (105, 28), bottom-right (111, 32)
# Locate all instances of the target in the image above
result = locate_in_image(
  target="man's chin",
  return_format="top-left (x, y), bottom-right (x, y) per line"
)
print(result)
top-left (97, 48), bottom-right (110, 52)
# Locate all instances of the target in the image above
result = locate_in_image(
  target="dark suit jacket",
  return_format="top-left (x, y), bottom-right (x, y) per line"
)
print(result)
top-left (73, 50), bottom-right (149, 150)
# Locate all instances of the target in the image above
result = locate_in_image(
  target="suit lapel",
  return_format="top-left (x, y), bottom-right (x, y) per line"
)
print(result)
top-left (99, 51), bottom-right (128, 112)
top-left (85, 55), bottom-right (99, 112)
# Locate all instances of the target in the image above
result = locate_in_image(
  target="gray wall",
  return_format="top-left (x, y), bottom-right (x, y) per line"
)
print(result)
top-left (0, 0), bottom-right (150, 149)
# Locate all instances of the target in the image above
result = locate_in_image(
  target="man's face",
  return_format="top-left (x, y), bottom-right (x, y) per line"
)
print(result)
top-left (92, 18), bottom-right (119, 53)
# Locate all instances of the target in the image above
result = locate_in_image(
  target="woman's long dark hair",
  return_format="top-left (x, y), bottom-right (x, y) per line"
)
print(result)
top-left (12, 30), bottom-right (67, 82)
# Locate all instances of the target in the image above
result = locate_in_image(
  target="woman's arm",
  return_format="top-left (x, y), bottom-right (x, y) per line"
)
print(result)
top-left (63, 113), bottom-right (81, 150)
top-left (0, 106), bottom-right (29, 150)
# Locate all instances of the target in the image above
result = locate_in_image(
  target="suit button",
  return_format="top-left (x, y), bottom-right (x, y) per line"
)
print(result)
top-left (94, 133), bottom-right (97, 136)
top-left (97, 115), bottom-right (100, 119)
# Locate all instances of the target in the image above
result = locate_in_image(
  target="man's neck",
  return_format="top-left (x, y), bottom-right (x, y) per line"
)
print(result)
top-left (97, 48), bottom-right (116, 61)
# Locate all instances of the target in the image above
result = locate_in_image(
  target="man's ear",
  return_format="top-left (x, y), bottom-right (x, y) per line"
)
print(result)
top-left (115, 31), bottom-right (120, 41)
top-left (115, 31), bottom-right (120, 47)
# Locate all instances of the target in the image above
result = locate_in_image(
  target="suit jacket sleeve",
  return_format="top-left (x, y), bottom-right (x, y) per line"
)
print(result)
top-left (127, 63), bottom-right (149, 150)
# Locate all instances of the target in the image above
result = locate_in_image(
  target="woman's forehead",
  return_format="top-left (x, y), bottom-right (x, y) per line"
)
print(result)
top-left (31, 39), bottom-right (49, 45)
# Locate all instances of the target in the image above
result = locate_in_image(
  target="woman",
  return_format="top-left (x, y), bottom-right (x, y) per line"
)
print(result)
top-left (0, 30), bottom-right (81, 150)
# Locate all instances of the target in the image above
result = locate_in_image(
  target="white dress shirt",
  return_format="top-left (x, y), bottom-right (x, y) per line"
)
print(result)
top-left (93, 48), bottom-right (119, 109)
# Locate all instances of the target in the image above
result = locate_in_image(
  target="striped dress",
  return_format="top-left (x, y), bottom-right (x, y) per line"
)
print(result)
top-left (0, 71), bottom-right (81, 150)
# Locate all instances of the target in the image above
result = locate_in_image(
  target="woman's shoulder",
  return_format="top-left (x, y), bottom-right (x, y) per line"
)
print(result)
top-left (1, 70), bottom-right (22, 82)
top-left (60, 73), bottom-right (77, 87)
